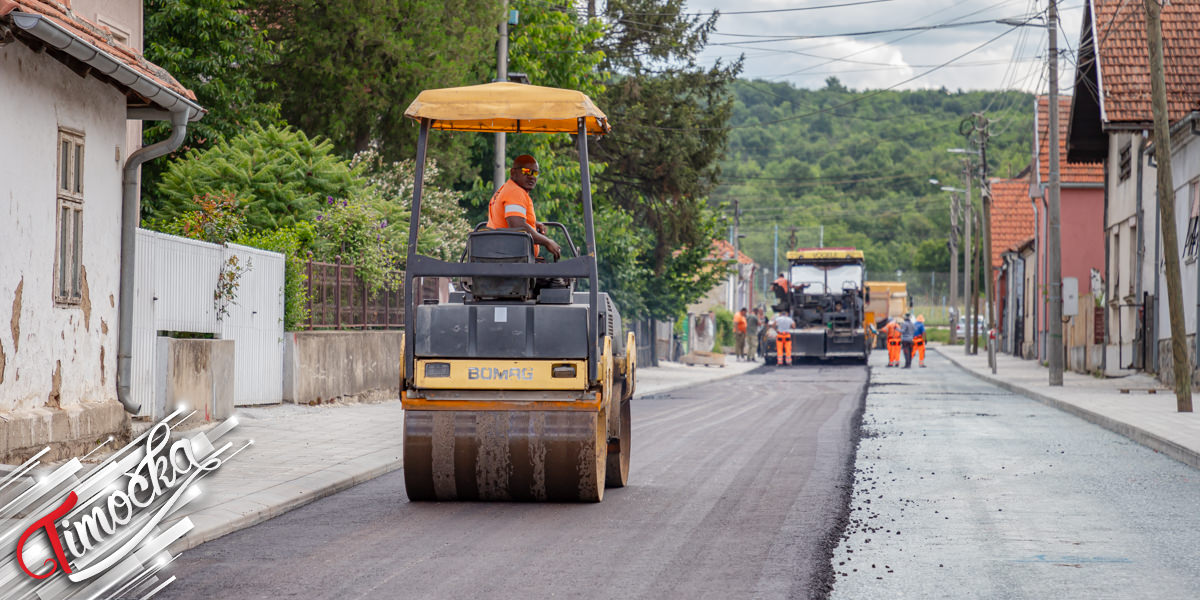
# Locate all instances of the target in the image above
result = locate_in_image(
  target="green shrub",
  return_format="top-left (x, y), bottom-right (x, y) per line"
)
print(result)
top-left (154, 124), bottom-right (367, 231)
top-left (713, 306), bottom-right (736, 349)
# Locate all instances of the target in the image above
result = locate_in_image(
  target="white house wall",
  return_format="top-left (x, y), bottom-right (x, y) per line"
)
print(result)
top-left (0, 41), bottom-right (128, 412)
top-left (1105, 131), bottom-right (1145, 370)
top-left (1154, 132), bottom-right (1200, 345)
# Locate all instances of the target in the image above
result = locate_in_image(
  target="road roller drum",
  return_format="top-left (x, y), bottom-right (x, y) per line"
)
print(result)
top-left (403, 408), bottom-right (607, 502)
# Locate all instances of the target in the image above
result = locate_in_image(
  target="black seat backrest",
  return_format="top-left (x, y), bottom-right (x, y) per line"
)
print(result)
top-left (465, 230), bottom-right (535, 300)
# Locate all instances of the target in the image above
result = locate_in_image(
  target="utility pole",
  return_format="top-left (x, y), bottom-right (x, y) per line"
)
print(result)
top-left (974, 209), bottom-right (985, 354)
top-left (977, 113), bottom-right (997, 373)
top-left (734, 198), bottom-right (742, 309)
top-left (950, 194), bottom-right (960, 345)
top-left (963, 162), bottom-right (974, 354)
top-left (1047, 0), bottom-right (1065, 385)
top-left (819, 225), bottom-right (824, 248)
top-left (1144, 0), bottom-right (1192, 411)
top-left (773, 224), bottom-right (779, 280)
top-left (493, 1), bottom-right (509, 190)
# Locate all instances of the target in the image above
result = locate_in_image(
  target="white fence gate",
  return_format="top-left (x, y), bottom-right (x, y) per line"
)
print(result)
top-left (131, 229), bottom-right (285, 417)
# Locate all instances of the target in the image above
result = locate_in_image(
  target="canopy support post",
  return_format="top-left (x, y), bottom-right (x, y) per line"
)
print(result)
top-left (404, 118), bottom-right (431, 385)
top-left (578, 117), bottom-right (599, 384)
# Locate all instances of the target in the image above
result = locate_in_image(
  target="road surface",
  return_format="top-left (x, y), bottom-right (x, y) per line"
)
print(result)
top-left (831, 349), bottom-right (1200, 599)
top-left (158, 363), bottom-right (867, 600)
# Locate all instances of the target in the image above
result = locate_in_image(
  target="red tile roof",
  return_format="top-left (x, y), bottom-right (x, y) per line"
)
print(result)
top-left (1090, 0), bottom-right (1200, 124)
top-left (1037, 96), bottom-right (1104, 184)
top-left (989, 177), bottom-right (1035, 269)
top-left (1, 0), bottom-right (196, 104)
top-left (710, 239), bottom-right (755, 265)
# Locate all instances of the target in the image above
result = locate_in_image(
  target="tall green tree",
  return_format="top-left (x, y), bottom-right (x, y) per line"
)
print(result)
top-left (250, 0), bottom-right (500, 171)
top-left (588, 0), bottom-right (743, 319)
top-left (142, 0), bottom-right (282, 215)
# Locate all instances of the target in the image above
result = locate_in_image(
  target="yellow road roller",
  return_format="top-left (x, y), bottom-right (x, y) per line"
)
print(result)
top-left (399, 82), bottom-right (635, 501)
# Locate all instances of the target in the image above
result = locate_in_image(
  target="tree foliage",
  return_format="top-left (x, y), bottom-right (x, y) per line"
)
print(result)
top-left (585, 0), bottom-right (743, 319)
top-left (142, 0), bottom-right (282, 214)
top-left (249, 0), bottom-right (499, 170)
top-left (153, 125), bottom-right (367, 231)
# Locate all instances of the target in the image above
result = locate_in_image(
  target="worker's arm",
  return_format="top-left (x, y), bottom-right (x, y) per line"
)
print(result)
top-left (506, 216), bottom-right (561, 259)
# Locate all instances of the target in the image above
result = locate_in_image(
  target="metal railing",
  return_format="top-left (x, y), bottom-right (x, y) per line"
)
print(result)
top-left (304, 258), bottom-right (404, 330)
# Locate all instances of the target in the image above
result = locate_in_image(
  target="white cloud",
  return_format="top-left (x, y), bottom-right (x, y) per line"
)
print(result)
top-left (683, 0), bottom-right (1085, 93)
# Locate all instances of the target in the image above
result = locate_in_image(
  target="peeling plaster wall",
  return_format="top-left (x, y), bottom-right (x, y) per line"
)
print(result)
top-left (0, 41), bottom-right (127, 412)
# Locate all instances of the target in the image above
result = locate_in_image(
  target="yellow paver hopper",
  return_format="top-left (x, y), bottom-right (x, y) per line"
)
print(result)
top-left (400, 82), bottom-right (633, 501)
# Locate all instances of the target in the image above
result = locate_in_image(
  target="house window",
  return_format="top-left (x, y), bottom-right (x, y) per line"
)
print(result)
top-left (55, 128), bottom-right (84, 305)
top-left (1118, 143), bottom-right (1132, 181)
top-left (1184, 181), bottom-right (1200, 262)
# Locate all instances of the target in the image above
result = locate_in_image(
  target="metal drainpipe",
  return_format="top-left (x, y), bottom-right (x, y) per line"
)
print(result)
top-left (116, 108), bottom-right (192, 414)
top-left (1134, 136), bottom-right (1145, 368)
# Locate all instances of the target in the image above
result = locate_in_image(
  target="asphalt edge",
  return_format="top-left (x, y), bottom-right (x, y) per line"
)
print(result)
top-left (815, 367), bottom-right (870, 599)
top-left (933, 346), bottom-right (1200, 471)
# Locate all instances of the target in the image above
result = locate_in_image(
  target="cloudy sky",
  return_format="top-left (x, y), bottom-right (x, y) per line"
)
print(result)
top-left (682, 0), bottom-right (1084, 93)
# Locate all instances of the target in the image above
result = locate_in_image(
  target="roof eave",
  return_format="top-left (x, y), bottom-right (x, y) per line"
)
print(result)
top-left (9, 11), bottom-right (204, 121)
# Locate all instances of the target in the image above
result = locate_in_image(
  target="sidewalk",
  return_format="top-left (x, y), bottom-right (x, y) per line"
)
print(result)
top-left (934, 344), bottom-right (1200, 471)
top-left (159, 354), bottom-right (760, 552)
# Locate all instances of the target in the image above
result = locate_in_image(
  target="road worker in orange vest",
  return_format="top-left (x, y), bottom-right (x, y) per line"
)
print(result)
top-left (774, 312), bottom-right (794, 366)
top-left (915, 314), bottom-right (927, 368)
top-left (882, 319), bottom-right (901, 367)
top-left (734, 308), bottom-right (749, 361)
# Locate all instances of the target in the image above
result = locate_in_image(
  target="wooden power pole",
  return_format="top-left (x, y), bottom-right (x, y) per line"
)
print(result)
top-left (1145, 0), bottom-right (1192, 410)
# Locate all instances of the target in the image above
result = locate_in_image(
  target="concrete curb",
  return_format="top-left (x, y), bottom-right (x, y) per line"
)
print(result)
top-left (934, 347), bottom-right (1200, 471)
top-left (169, 449), bottom-right (403, 553)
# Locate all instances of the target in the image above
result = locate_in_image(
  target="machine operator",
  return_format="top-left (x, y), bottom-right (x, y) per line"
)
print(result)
top-left (487, 155), bottom-right (561, 260)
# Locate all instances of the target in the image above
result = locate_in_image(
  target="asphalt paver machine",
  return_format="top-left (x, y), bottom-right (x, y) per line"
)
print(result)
top-left (400, 83), bottom-right (635, 502)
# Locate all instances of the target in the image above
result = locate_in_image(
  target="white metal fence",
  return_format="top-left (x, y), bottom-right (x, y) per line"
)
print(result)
top-left (131, 229), bottom-right (285, 417)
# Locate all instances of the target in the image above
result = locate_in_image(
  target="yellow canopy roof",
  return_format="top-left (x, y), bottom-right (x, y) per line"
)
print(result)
top-left (404, 82), bottom-right (610, 134)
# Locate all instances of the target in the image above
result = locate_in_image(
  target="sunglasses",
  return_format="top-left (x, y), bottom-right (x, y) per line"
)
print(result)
top-left (518, 167), bottom-right (539, 176)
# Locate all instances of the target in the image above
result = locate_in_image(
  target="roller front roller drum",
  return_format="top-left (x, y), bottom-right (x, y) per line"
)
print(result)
top-left (403, 407), bottom-right (607, 502)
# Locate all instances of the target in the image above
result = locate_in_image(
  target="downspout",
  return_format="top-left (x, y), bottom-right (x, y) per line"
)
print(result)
top-left (116, 107), bottom-right (192, 414)
top-left (1131, 136), bottom-right (1144, 372)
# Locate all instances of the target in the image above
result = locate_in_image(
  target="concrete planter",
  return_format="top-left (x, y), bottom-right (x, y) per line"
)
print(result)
top-left (154, 338), bottom-right (235, 425)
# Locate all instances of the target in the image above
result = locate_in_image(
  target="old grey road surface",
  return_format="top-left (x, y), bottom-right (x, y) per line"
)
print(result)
top-left (157, 364), bottom-right (865, 600)
top-left (832, 350), bottom-right (1200, 599)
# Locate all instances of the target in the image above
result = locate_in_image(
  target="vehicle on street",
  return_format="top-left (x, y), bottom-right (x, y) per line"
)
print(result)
top-left (766, 248), bottom-right (869, 364)
top-left (399, 82), bottom-right (634, 502)
top-left (955, 315), bottom-right (988, 339)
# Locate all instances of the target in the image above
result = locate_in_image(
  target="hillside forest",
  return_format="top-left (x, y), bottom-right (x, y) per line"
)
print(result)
top-left (715, 78), bottom-right (1034, 283)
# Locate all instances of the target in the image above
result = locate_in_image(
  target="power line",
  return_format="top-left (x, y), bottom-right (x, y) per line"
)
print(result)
top-left (708, 18), bottom-right (1010, 45)
top-left (614, 22), bottom-right (1024, 132)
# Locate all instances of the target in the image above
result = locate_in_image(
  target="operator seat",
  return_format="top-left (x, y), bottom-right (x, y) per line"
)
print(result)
top-left (464, 229), bottom-right (535, 300)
